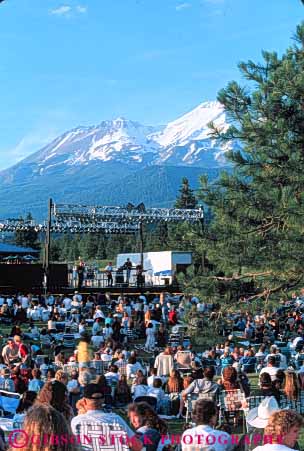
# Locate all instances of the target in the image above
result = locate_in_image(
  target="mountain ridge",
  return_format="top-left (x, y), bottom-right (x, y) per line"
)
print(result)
top-left (0, 100), bottom-right (237, 218)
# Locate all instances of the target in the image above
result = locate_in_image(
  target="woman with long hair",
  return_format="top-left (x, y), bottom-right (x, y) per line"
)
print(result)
top-left (115, 374), bottom-right (132, 406)
top-left (284, 369), bottom-right (299, 400)
top-left (128, 401), bottom-right (168, 451)
top-left (166, 369), bottom-right (183, 394)
top-left (35, 380), bottom-right (73, 421)
top-left (9, 404), bottom-right (79, 451)
top-left (218, 366), bottom-right (240, 391)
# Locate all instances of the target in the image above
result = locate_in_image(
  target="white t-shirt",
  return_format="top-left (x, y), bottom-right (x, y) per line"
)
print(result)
top-left (67, 379), bottom-right (79, 393)
top-left (21, 297), bottom-right (29, 309)
top-left (63, 297), bottom-right (72, 309)
top-left (132, 384), bottom-right (148, 399)
top-left (292, 337), bottom-right (303, 348)
top-left (101, 354), bottom-right (112, 362)
top-left (253, 445), bottom-right (296, 451)
top-left (91, 335), bottom-right (104, 349)
top-left (181, 424), bottom-right (233, 451)
top-left (103, 327), bottom-right (113, 339)
top-left (94, 310), bottom-right (105, 320)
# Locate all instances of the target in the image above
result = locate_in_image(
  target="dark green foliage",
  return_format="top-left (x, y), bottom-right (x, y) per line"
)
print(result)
top-left (14, 213), bottom-right (40, 250)
top-left (180, 23), bottom-right (304, 304)
top-left (175, 177), bottom-right (198, 209)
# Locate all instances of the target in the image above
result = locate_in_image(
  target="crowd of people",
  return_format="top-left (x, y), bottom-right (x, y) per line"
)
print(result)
top-left (0, 290), bottom-right (303, 450)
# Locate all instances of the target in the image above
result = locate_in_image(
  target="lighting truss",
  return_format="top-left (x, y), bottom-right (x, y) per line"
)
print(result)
top-left (0, 202), bottom-right (203, 235)
top-left (53, 203), bottom-right (204, 224)
top-left (0, 219), bottom-right (41, 232)
top-left (50, 221), bottom-right (140, 234)
top-left (0, 220), bottom-right (139, 235)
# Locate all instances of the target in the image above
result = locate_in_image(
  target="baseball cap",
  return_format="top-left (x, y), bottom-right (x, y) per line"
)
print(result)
top-left (84, 384), bottom-right (104, 400)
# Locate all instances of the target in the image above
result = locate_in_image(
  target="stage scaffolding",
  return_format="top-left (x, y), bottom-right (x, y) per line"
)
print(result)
top-left (0, 199), bottom-right (204, 290)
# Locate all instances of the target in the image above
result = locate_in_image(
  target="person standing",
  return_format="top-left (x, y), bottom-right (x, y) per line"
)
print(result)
top-left (123, 258), bottom-right (133, 285)
top-left (77, 260), bottom-right (85, 290)
top-left (145, 323), bottom-right (155, 352)
top-left (136, 264), bottom-right (144, 288)
top-left (105, 262), bottom-right (113, 287)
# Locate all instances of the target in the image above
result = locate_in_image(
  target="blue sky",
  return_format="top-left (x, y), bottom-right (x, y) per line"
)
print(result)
top-left (0, 0), bottom-right (303, 170)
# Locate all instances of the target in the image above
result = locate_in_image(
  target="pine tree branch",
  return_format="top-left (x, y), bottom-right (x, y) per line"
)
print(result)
top-left (210, 271), bottom-right (272, 281)
top-left (246, 273), bottom-right (304, 301)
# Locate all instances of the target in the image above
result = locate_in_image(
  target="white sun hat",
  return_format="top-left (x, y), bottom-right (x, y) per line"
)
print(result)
top-left (246, 396), bottom-right (279, 428)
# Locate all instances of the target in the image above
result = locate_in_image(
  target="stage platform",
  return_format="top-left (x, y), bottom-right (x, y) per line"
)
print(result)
top-left (0, 284), bottom-right (182, 296)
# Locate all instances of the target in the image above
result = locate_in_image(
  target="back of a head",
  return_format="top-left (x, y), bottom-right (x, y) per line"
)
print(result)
top-left (137, 376), bottom-right (147, 386)
top-left (259, 372), bottom-right (272, 387)
top-left (37, 380), bottom-right (67, 412)
top-left (222, 366), bottom-right (237, 383)
top-left (109, 365), bottom-right (118, 373)
top-left (22, 404), bottom-right (76, 451)
top-left (153, 378), bottom-right (162, 388)
top-left (268, 356), bottom-right (276, 366)
top-left (192, 399), bottom-right (217, 426)
top-left (17, 390), bottom-right (37, 414)
top-left (128, 356), bottom-right (136, 364)
top-left (203, 366), bottom-right (215, 380)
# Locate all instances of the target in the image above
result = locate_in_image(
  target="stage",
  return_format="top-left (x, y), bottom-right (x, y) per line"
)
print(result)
top-left (0, 284), bottom-right (182, 296)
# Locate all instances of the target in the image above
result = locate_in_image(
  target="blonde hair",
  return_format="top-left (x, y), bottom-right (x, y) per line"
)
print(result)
top-left (55, 370), bottom-right (68, 383)
top-left (10, 404), bottom-right (79, 451)
top-left (265, 410), bottom-right (304, 443)
top-left (284, 370), bottom-right (299, 400)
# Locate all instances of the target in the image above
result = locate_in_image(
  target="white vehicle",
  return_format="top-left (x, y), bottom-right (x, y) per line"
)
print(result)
top-left (116, 251), bottom-right (192, 285)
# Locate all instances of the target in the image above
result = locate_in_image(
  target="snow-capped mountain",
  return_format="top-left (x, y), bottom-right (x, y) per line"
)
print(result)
top-left (153, 101), bottom-right (233, 166)
top-left (0, 101), bottom-right (237, 217)
top-left (1, 101), bottom-right (235, 183)
top-left (22, 118), bottom-right (163, 176)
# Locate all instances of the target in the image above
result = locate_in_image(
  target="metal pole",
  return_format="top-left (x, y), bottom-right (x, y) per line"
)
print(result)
top-left (44, 198), bottom-right (52, 292)
top-left (139, 221), bottom-right (144, 269)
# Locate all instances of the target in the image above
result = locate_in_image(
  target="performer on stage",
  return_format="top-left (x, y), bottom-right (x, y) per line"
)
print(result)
top-left (104, 262), bottom-right (113, 287)
top-left (136, 264), bottom-right (144, 288)
top-left (123, 258), bottom-right (132, 285)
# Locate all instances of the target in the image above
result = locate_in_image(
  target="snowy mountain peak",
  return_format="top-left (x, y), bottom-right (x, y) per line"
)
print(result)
top-left (1, 100), bottom-right (237, 181)
top-left (153, 100), bottom-right (226, 149)
top-left (112, 116), bottom-right (128, 126)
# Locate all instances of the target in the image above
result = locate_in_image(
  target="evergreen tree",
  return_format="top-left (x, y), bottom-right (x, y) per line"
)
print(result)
top-left (186, 23), bottom-right (304, 304)
top-left (96, 234), bottom-right (107, 260)
top-left (175, 177), bottom-right (198, 209)
top-left (14, 213), bottom-right (40, 250)
top-left (50, 239), bottom-right (61, 261)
